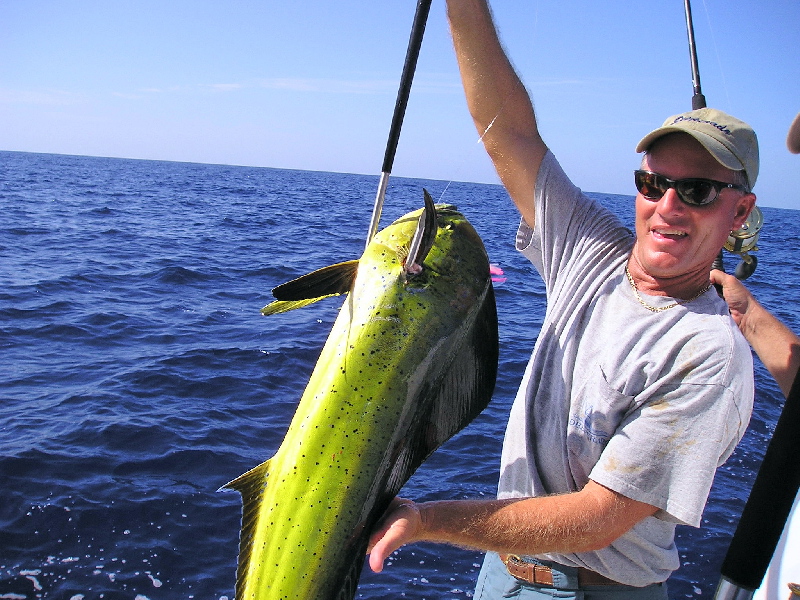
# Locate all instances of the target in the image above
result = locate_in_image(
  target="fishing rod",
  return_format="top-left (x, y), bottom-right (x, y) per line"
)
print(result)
top-left (683, 0), bottom-right (762, 281)
top-left (365, 0), bottom-right (433, 251)
top-left (715, 377), bottom-right (800, 600)
top-left (682, 0), bottom-right (723, 278)
top-left (684, 0), bottom-right (706, 111)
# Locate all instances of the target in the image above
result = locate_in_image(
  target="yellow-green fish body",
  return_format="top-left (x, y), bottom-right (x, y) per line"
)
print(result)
top-left (223, 195), bottom-right (498, 600)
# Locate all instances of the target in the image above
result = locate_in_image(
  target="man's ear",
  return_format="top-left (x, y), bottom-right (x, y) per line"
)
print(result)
top-left (732, 193), bottom-right (757, 231)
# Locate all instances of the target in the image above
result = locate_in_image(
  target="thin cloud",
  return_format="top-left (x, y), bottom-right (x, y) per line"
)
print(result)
top-left (112, 91), bottom-right (144, 100)
top-left (256, 75), bottom-right (461, 95)
top-left (257, 77), bottom-right (397, 94)
top-left (208, 83), bottom-right (244, 92)
top-left (532, 77), bottom-right (617, 87)
top-left (0, 88), bottom-right (83, 106)
top-left (0, 76), bottom-right (460, 109)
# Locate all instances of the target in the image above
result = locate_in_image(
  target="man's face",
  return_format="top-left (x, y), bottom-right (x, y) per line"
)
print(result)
top-left (631, 133), bottom-right (756, 285)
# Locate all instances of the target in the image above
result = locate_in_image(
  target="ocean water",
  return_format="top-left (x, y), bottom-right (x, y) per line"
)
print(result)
top-left (2, 150), bottom-right (798, 600)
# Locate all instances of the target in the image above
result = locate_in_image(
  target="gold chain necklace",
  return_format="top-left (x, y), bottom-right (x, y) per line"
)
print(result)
top-left (625, 265), bottom-right (712, 313)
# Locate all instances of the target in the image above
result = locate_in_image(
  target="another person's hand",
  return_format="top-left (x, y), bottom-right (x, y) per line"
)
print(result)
top-left (368, 497), bottom-right (422, 573)
top-left (710, 268), bottom-right (756, 328)
top-left (711, 268), bottom-right (800, 398)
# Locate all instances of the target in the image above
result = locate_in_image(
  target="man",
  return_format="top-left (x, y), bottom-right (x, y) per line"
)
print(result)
top-left (368, 0), bottom-right (758, 597)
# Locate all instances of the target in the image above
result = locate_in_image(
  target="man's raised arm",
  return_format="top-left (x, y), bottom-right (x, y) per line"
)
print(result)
top-left (446, 0), bottom-right (547, 227)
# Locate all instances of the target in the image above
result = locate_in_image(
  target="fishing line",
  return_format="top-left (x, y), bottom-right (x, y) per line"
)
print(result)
top-left (437, 1), bottom-right (540, 205)
top-left (436, 107), bottom-right (504, 203)
top-left (699, 0), bottom-right (734, 111)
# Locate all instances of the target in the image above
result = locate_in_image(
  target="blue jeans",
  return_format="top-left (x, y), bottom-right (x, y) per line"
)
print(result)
top-left (474, 552), bottom-right (669, 600)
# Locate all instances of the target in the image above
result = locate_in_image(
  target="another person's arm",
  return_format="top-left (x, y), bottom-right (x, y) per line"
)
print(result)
top-left (446, 0), bottom-right (547, 227)
top-left (710, 269), bottom-right (800, 397)
top-left (368, 480), bottom-right (657, 573)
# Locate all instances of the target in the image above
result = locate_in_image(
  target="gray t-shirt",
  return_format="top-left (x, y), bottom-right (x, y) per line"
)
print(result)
top-left (497, 152), bottom-right (754, 585)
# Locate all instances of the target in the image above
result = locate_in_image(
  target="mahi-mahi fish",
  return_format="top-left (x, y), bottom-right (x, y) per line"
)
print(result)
top-left (221, 190), bottom-right (499, 600)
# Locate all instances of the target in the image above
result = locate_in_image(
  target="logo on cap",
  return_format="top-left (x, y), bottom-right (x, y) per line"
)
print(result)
top-left (671, 115), bottom-right (733, 136)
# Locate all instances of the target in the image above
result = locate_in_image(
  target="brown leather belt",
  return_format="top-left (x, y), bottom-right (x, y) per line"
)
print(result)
top-left (499, 554), bottom-right (621, 587)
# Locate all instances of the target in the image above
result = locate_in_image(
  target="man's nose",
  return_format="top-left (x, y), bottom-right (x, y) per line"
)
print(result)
top-left (656, 187), bottom-right (687, 214)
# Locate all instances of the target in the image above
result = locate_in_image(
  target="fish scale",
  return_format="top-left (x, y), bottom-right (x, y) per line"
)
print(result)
top-left (222, 199), bottom-right (499, 600)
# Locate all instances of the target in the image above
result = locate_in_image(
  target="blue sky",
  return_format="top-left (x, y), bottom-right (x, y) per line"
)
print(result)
top-left (2, 1), bottom-right (799, 209)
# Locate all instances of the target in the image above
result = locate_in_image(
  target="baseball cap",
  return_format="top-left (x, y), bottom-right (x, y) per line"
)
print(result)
top-left (636, 108), bottom-right (759, 189)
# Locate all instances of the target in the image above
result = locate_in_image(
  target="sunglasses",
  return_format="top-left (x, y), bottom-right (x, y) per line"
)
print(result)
top-left (634, 170), bottom-right (748, 207)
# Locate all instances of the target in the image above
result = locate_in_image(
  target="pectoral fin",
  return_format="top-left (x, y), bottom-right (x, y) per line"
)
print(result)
top-left (261, 260), bottom-right (359, 315)
top-left (262, 298), bottom-right (335, 316)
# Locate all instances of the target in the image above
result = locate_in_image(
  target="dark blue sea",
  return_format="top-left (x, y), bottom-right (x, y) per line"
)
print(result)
top-left (2, 150), bottom-right (798, 600)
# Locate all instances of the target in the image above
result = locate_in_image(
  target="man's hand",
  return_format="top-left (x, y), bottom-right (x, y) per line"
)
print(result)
top-left (368, 498), bottom-right (422, 573)
top-left (367, 482), bottom-right (658, 575)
